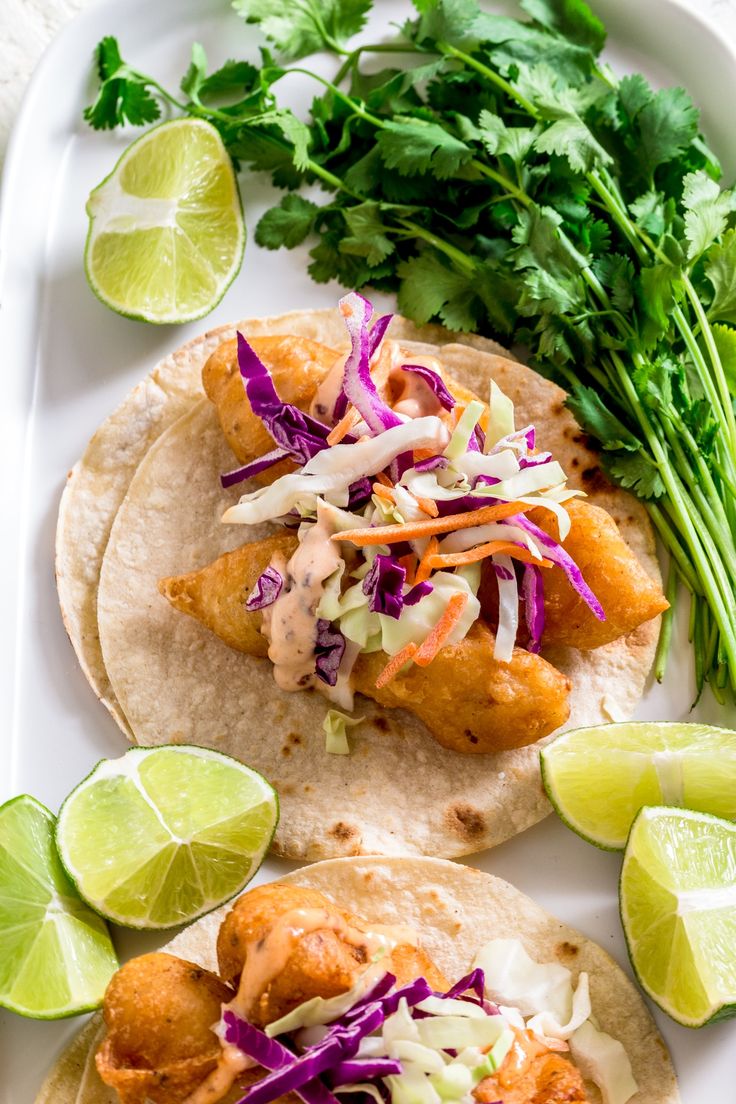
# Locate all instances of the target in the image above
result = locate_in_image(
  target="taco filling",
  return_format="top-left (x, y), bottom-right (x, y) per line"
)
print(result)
top-left (159, 292), bottom-right (667, 754)
top-left (95, 883), bottom-right (638, 1104)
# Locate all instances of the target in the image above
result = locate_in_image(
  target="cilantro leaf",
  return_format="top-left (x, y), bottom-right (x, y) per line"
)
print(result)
top-left (534, 114), bottom-right (611, 173)
top-left (592, 254), bottom-right (635, 312)
top-left (603, 451), bottom-right (666, 499)
top-left (232, 0), bottom-right (371, 59)
top-left (637, 263), bottom-right (684, 350)
top-left (412, 0), bottom-right (486, 49)
top-left (705, 228), bottom-right (736, 325)
top-left (376, 117), bottom-right (473, 179)
top-left (255, 195), bottom-right (319, 249)
top-left (617, 73), bottom-right (652, 120)
top-left (565, 386), bottom-right (641, 451)
top-left (520, 0), bottom-right (605, 54)
top-left (636, 87), bottom-right (699, 179)
top-left (84, 36), bottom-right (161, 129)
top-left (339, 203), bottom-right (396, 266)
top-left (682, 171), bottom-right (736, 261)
top-left (397, 252), bottom-right (479, 329)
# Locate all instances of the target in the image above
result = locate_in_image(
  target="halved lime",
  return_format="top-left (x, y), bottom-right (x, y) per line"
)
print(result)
top-left (540, 721), bottom-right (736, 850)
top-left (620, 806), bottom-right (736, 1027)
top-left (0, 795), bottom-right (117, 1018)
top-left (85, 118), bottom-right (244, 324)
top-left (56, 746), bottom-right (278, 929)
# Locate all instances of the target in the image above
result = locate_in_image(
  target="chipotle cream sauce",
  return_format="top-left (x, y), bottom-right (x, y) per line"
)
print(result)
top-left (260, 505), bottom-right (342, 694)
top-left (227, 905), bottom-right (418, 1021)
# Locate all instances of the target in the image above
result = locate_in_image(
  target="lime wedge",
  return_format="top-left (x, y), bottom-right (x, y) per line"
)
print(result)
top-left (620, 806), bottom-right (736, 1026)
top-left (0, 795), bottom-right (117, 1018)
top-left (540, 721), bottom-right (736, 850)
top-left (85, 118), bottom-right (244, 324)
top-left (56, 746), bottom-right (278, 929)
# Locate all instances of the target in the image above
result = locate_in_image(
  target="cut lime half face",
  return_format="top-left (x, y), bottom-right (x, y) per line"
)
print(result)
top-left (55, 745), bottom-right (278, 929)
top-left (85, 118), bottom-right (245, 324)
top-left (620, 806), bottom-right (736, 1027)
top-left (541, 721), bottom-right (736, 850)
top-left (0, 794), bottom-right (117, 1018)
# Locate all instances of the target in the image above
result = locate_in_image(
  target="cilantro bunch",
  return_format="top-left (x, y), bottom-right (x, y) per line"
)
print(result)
top-left (84, 0), bottom-right (736, 701)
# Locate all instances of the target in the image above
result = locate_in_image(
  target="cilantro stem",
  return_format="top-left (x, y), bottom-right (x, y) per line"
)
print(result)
top-left (395, 220), bottom-right (477, 275)
top-left (435, 42), bottom-right (539, 118)
top-left (654, 562), bottom-right (678, 682)
top-left (647, 504), bottom-right (699, 592)
top-left (333, 42), bottom-right (428, 86)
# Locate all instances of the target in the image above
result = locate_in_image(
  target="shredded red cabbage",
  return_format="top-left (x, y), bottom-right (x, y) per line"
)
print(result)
top-left (245, 566), bottom-right (283, 612)
top-left (513, 515), bottom-right (605, 621)
top-left (330, 1059), bottom-right (401, 1085)
top-left (401, 364), bottom-right (455, 411)
top-left (339, 294), bottom-right (402, 437)
top-left (315, 620), bottom-right (346, 686)
top-left (492, 561), bottom-right (515, 581)
top-left (333, 311), bottom-right (394, 423)
top-left (221, 448), bottom-right (289, 489)
top-left (224, 1012), bottom-right (341, 1104)
top-left (521, 564), bottom-right (545, 653)
top-left (404, 581), bottom-right (432, 606)
top-left (413, 455), bottom-right (449, 473)
top-left (237, 333), bottom-right (343, 464)
top-left (362, 555), bottom-right (406, 619)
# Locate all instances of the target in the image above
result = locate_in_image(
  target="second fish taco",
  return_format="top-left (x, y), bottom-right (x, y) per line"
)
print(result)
top-left (60, 295), bottom-right (665, 858)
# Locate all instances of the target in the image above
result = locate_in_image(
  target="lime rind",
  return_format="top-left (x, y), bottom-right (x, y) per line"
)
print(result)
top-left (0, 795), bottom-right (118, 1019)
top-left (620, 805), bottom-right (736, 1027)
top-left (541, 721), bottom-right (736, 851)
top-left (56, 745), bottom-right (278, 930)
top-left (84, 118), bottom-right (245, 325)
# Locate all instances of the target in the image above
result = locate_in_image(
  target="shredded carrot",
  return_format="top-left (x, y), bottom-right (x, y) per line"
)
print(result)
top-left (372, 483), bottom-right (396, 504)
top-left (414, 593), bottom-right (468, 667)
top-left (374, 471), bottom-right (393, 488)
top-left (333, 500), bottom-right (530, 546)
top-left (415, 495), bottom-right (439, 518)
top-left (398, 553), bottom-right (417, 585)
top-left (375, 643), bottom-right (418, 689)
top-left (414, 537), bottom-right (439, 584)
top-left (413, 448), bottom-right (436, 462)
top-left (427, 542), bottom-right (553, 569)
top-left (326, 406), bottom-right (360, 445)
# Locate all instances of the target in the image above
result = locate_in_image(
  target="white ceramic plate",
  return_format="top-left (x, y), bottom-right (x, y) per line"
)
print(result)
top-left (2, 0), bottom-right (736, 1100)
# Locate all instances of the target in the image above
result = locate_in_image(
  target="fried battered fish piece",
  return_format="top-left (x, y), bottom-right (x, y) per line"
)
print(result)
top-left (475, 1031), bottom-right (589, 1104)
top-left (159, 533), bottom-right (298, 656)
top-left (96, 953), bottom-right (232, 1104)
top-left (159, 540), bottom-right (571, 752)
top-left (217, 883), bottom-right (447, 1026)
top-left (202, 335), bottom-right (342, 475)
top-left (353, 620), bottom-right (570, 754)
top-left (532, 498), bottom-right (667, 650)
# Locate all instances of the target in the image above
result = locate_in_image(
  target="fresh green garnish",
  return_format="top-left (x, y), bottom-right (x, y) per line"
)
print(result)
top-left (0, 795), bottom-right (117, 1019)
top-left (82, 0), bottom-right (736, 698)
top-left (323, 709), bottom-right (364, 753)
top-left (620, 806), bottom-right (736, 1027)
top-left (541, 721), bottom-right (736, 850)
top-left (56, 745), bottom-right (278, 929)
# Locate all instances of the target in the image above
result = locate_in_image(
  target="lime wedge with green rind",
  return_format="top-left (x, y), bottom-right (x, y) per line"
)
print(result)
top-left (0, 795), bottom-right (117, 1018)
top-left (540, 721), bottom-right (736, 850)
top-left (85, 118), bottom-right (244, 324)
top-left (56, 745), bottom-right (278, 929)
top-left (620, 806), bottom-right (736, 1027)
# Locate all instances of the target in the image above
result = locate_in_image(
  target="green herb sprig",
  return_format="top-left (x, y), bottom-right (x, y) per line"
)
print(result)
top-left (83, 0), bottom-right (736, 701)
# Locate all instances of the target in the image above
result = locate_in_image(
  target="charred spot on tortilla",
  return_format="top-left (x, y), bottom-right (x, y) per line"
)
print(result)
top-left (445, 803), bottom-right (486, 840)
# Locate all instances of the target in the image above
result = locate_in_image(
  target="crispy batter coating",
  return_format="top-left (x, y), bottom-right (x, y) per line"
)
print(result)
top-left (159, 541), bottom-right (571, 752)
top-left (532, 498), bottom-right (667, 649)
top-left (475, 1032), bottom-right (589, 1104)
top-left (478, 498), bottom-right (667, 651)
top-left (353, 620), bottom-right (571, 753)
top-left (96, 953), bottom-right (231, 1104)
top-left (202, 335), bottom-right (341, 478)
top-left (217, 883), bottom-right (447, 1027)
top-left (159, 534), bottom-right (298, 656)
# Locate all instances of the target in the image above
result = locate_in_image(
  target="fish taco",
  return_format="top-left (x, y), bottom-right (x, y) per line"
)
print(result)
top-left (57, 296), bottom-right (666, 858)
top-left (35, 857), bottom-right (678, 1104)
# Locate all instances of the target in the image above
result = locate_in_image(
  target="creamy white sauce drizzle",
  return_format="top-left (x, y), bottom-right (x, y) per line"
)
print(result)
top-left (261, 504), bottom-right (342, 694)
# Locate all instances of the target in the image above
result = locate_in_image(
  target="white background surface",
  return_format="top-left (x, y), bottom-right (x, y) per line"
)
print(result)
top-left (2, 1), bottom-right (736, 1102)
